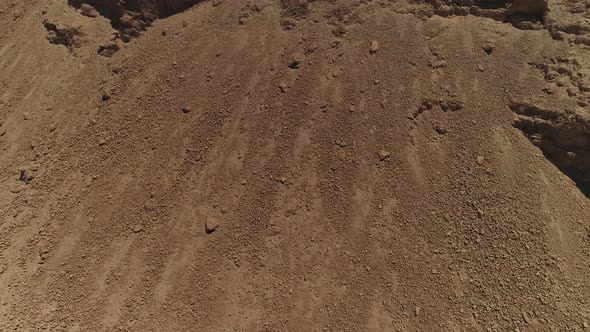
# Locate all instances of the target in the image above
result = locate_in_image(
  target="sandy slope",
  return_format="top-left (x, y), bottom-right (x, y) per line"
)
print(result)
top-left (0, 0), bottom-right (589, 331)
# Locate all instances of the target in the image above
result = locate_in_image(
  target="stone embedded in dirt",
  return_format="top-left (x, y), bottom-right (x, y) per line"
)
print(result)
top-left (38, 240), bottom-right (50, 262)
top-left (102, 92), bottom-right (111, 101)
top-left (378, 150), bottom-right (391, 161)
top-left (278, 82), bottom-right (288, 93)
top-left (144, 200), bottom-right (155, 212)
top-left (19, 166), bottom-right (34, 184)
top-left (335, 140), bottom-right (348, 147)
top-left (434, 125), bottom-right (447, 134)
top-left (79, 4), bottom-right (99, 18)
top-left (97, 43), bottom-right (120, 57)
top-left (98, 139), bottom-right (106, 146)
top-left (370, 40), bottom-right (379, 54)
top-left (240, 178), bottom-right (247, 185)
top-left (181, 106), bottom-right (191, 114)
top-left (205, 217), bottom-right (220, 234)
top-left (476, 155), bottom-right (485, 165)
top-left (288, 59), bottom-right (301, 69)
top-left (132, 224), bottom-right (144, 233)
top-left (483, 40), bottom-right (495, 55)
top-left (477, 208), bottom-right (484, 218)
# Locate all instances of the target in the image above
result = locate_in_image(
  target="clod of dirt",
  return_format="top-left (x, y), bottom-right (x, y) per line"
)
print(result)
top-left (280, 0), bottom-right (310, 19)
top-left (97, 43), bottom-right (120, 57)
top-left (205, 217), bottom-right (219, 234)
top-left (18, 166), bottom-right (34, 184)
top-left (38, 240), bottom-right (50, 262)
top-left (483, 40), bottom-right (495, 54)
top-left (476, 155), bottom-right (485, 165)
top-left (378, 150), bottom-right (391, 161)
top-left (278, 82), bottom-right (288, 93)
top-left (43, 20), bottom-right (84, 50)
top-left (80, 3), bottom-right (99, 18)
top-left (370, 40), bottom-right (379, 54)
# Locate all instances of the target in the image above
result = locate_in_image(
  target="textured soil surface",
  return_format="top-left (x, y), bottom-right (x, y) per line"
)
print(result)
top-left (1, 0), bottom-right (590, 331)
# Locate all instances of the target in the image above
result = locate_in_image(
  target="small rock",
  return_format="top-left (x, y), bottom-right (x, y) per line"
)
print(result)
top-left (23, 112), bottom-right (30, 120)
top-left (240, 178), bottom-right (247, 185)
top-left (19, 166), bottom-right (34, 184)
top-left (434, 125), bottom-right (447, 134)
top-left (80, 3), bottom-right (99, 18)
top-left (483, 40), bottom-right (495, 54)
top-left (144, 200), bottom-right (155, 212)
top-left (370, 40), bottom-right (379, 54)
top-left (102, 92), bottom-right (111, 101)
top-left (98, 139), bottom-right (106, 146)
top-left (278, 82), bottom-right (288, 93)
top-left (478, 65), bottom-right (484, 71)
top-left (205, 217), bottom-right (220, 234)
top-left (38, 240), bottom-right (50, 262)
top-left (477, 208), bottom-right (484, 218)
top-left (378, 150), bottom-right (390, 161)
top-left (278, 177), bottom-right (287, 184)
top-left (582, 321), bottom-right (588, 329)
top-left (476, 155), bottom-right (485, 165)
top-left (335, 140), bottom-right (347, 148)
top-left (181, 106), bottom-right (191, 114)
top-left (132, 224), bottom-right (144, 233)
top-left (414, 306), bottom-right (420, 316)
top-left (522, 312), bottom-right (532, 325)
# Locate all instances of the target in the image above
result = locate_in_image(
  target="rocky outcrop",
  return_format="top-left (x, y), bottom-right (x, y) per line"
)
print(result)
top-left (68, 0), bottom-right (202, 41)
top-left (511, 101), bottom-right (590, 196)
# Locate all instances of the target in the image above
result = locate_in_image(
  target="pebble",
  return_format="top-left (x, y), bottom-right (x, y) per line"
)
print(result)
top-left (205, 217), bottom-right (220, 234)
top-left (132, 225), bottom-right (144, 233)
top-left (19, 166), bottom-right (34, 183)
top-left (370, 40), bottom-right (379, 54)
top-left (477, 208), bottom-right (484, 218)
top-left (476, 155), bottom-right (485, 165)
top-left (483, 40), bottom-right (495, 54)
top-left (434, 125), bottom-right (447, 134)
top-left (98, 139), bottom-right (106, 146)
top-left (181, 106), bottom-right (191, 114)
top-left (278, 82), bottom-right (288, 93)
top-left (378, 150), bottom-right (391, 161)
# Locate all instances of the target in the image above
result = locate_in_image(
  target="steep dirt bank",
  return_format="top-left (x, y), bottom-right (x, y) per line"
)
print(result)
top-left (0, 0), bottom-right (589, 331)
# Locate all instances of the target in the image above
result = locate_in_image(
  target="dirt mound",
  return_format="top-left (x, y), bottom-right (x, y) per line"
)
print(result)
top-left (1, 0), bottom-right (589, 331)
